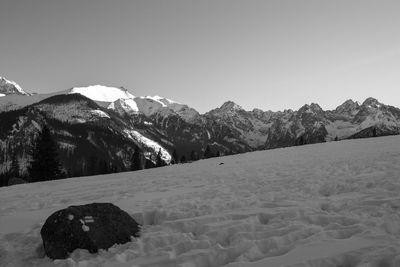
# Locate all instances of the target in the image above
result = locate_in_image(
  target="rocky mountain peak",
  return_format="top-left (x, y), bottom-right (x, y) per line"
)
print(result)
top-left (219, 101), bottom-right (243, 112)
top-left (335, 99), bottom-right (360, 113)
top-left (362, 97), bottom-right (381, 108)
top-left (0, 77), bottom-right (29, 96)
top-left (298, 103), bottom-right (324, 114)
top-left (310, 103), bottom-right (323, 111)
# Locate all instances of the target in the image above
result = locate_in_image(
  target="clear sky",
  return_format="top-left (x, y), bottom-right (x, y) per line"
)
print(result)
top-left (1, 0), bottom-right (400, 113)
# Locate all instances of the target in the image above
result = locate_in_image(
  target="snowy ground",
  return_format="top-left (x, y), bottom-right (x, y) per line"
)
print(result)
top-left (1, 136), bottom-right (400, 267)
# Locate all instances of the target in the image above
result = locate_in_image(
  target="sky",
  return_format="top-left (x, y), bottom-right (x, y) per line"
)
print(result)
top-left (1, 0), bottom-right (400, 113)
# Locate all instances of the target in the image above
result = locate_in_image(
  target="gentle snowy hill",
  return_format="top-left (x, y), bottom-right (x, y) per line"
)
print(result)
top-left (1, 136), bottom-right (400, 266)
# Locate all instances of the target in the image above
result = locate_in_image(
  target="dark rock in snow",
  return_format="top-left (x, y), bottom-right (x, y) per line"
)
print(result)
top-left (40, 203), bottom-right (140, 259)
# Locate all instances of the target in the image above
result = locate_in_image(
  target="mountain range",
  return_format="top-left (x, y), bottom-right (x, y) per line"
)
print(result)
top-left (1, 76), bottom-right (400, 177)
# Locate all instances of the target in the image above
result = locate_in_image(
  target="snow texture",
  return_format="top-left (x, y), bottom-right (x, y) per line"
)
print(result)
top-left (1, 136), bottom-right (400, 266)
top-left (69, 85), bottom-right (135, 102)
top-left (124, 129), bottom-right (172, 163)
top-left (91, 110), bottom-right (111, 119)
top-left (108, 98), bottom-right (139, 114)
top-left (0, 77), bottom-right (27, 95)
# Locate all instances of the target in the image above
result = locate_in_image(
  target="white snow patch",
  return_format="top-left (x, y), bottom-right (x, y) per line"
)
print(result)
top-left (124, 129), bottom-right (171, 163)
top-left (206, 130), bottom-right (211, 139)
top-left (108, 98), bottom-right (139, 115)
top-left (134, 97), bottom-right (166, 116)
top-left (31, 120), bottom-right (42, 131)
top-left (74, 118), bottom-right (87, 124)
top-left (133, 96), bottom-right (199, 122)
top-left (69, 85), bottom-right (135, 102)
top-left (58, 130), bottom-right (73, 137)
top-left (58, 141), bottom-right (76, 150)
top-left (91, 109), bottom-right (110, 118)
top-left (84, 216), bottom-right (94, 223)
top-left (0, 77), bottom-right (26, 94)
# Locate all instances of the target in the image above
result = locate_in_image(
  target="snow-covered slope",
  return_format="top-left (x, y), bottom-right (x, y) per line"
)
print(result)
top-left (0, 77), bottom-right (34, 111)
top-left (134, 96), bottom-right (199, 121)
top-left (124, 129), bottom-right (171, 163)
top-left (0, 81), bottom-right (199, 123)
top-left (0, 84), bottom-right (138, 112)
top-left (0, 93), bottom-right (172, 175)
top-left (0, 91), bottom-right (65, 112)
top-left (0, 77), bottom-right (29, 96)
top-left (1, 136), bottom-right (400, 266)
top-left (107, 98), bottom-right (139, 115)
top-left (69, 85), bottom-right (135, 102)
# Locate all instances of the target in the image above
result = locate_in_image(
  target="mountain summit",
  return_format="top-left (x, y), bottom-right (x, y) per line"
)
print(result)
top-left (362, 97), bottom-right (382, 108)
top-left (68, 85), bottom-right (135, 102)
top-left (335, 99), bottom-right (360, 114)
top-left (0, 77), bottom-right (29, 96)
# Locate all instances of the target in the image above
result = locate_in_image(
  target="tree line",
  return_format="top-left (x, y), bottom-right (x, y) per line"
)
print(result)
top-left (1, 125), bottom-right (223, 187)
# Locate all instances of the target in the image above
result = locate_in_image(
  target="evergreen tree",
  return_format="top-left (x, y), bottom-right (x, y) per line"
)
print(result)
top-left (131, 146), bottom-right (143, 171)
top-left (172, 149), bottom-right (178, 164)
top-left (190, 150), bottom-right (197, 161)
top-left (373, 127), bottom-right (377, 137)
top-left (110, 163), bottom-right (118, 173)
top-left (298, 135), bottom-right (306, 146)
top-left (215, 151), bottom-right (220, 157)
top-left (99, 159), bottom-right (109, 174)
top-left (9, 151), bottom-right (20, 178)
top-left (334, 136), bottom-right (339, 141)
top-left (204, 145), bottom-right (213, 159)
top-left (28, 125), bottom-right (62, 182)
top-left (87, 154), bottom-right (98, 175)
top-left (156, 149), bottom-right (165, 167)
top-left (145, 157), bottom-right (155, 169)
top-left (180, 155), bottom-right (186, 163)
top-left (0, 173), bottom-right (10, 187)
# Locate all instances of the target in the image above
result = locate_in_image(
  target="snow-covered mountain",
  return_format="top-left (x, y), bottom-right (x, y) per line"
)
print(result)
top-left (69, 85), bottom-right (135, 102)
top-left (0, 84), bottom-right (200, 123)
top-left (1, 76), bottom-right (400, 177)
top-left (0, 93), bottom-right (172, 175)
top-left (0, 77), bottom-right (29, 96)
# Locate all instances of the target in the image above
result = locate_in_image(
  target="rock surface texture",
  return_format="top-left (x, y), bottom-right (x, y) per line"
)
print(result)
top-left (40, 202), bottom-right (140, 259)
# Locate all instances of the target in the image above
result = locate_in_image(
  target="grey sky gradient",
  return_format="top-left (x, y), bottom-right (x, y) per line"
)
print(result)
top-left (1, 0), bottom-right (400, 113)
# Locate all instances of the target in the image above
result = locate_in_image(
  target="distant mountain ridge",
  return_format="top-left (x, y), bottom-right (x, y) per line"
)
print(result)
top-left (1, 76), bottom-right (400, 178)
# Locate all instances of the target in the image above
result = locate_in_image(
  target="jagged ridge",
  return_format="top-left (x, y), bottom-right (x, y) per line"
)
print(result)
top-left (1, 78), bottom-right (400, 178)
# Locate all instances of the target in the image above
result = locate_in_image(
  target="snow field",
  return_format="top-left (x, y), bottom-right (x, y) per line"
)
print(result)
top-left (1, 136), bottom-right (400, 266)
top-left (69, 85), bottom-right (135, 103)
